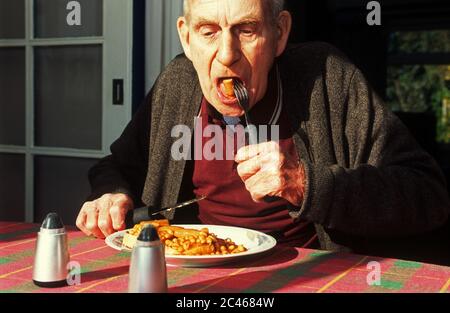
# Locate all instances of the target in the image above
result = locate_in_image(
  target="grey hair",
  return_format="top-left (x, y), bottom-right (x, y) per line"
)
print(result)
top-left (183, 0), bottom-right (285, 23)
top-left (269, 0), bottom-right (286, 19)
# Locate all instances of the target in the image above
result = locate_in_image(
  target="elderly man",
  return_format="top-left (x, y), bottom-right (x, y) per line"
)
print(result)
top-left (76, 0), bottom-right (449, 255)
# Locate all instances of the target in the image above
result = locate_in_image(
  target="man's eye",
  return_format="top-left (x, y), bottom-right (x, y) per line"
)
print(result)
top-left (202, 31), bottom-right (215, 37)
top-left (199, 26), bottom-right (218, 38)
top-left (240, 29), bottom-right (255, 36)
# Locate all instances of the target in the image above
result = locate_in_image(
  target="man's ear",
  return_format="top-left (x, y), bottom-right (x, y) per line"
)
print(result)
top-left (275, 11), bottom-right (292, 57)
top-left (177, 16), bottom-right (192, 60)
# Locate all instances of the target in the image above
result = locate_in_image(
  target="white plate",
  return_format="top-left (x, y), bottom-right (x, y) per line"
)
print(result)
top-left (105, 224), bottom-right (277, 267)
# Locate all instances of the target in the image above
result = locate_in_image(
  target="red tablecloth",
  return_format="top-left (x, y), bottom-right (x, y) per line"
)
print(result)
top-left (1, 222), bottom-right (449, 293)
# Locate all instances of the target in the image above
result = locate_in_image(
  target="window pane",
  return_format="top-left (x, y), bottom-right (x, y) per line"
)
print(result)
top-left (0, 153), bottom-right (25, 221)
top-left (34, 0), bottom-right (102, 38)
top-left (0, 48), bottom-right (25, 145)
top-left (388, 30), bottom-right (450, 54)
top-left (34, 156), bottom-right (98, 225)
top-left (0, 0), bottom-right (25, 39)
top-left (387, 64), bottom-right (450, 143)
top-left (34, 45), bottom-right (102, 150)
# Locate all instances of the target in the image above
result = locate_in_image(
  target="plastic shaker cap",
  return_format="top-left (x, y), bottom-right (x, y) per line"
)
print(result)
top-left (137, 224), bottom-right (160, 242)
top-left (41, 212), bottom-right (64, 229)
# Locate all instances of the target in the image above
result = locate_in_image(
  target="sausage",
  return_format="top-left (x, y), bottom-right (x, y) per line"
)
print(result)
top-left (222, 79), bottom-right (235, 97)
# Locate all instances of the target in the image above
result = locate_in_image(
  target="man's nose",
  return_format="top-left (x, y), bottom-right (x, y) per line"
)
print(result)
top-left (216, 31), bottom-right (241, 67)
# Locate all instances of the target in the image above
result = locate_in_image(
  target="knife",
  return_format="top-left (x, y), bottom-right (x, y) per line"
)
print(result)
top-left (124, 195), bottom-right (206, 228)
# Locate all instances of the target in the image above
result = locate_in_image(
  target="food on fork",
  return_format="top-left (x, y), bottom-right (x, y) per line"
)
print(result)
top-left (122, 220), bottom-right (247, 256)
top-left (222, 78), bottom-right (235, 98)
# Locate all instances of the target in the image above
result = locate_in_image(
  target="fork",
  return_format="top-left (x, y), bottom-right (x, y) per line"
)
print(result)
top-left (233, 80), bottom-right (258, 144)
top-left (233, 79), bottom-right (281, 204)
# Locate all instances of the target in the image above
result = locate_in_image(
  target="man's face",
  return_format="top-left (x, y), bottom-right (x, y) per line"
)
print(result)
top-left (178, 0), bottom-right (290, 117)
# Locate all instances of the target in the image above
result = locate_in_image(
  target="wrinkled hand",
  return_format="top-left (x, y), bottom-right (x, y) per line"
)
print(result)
top-left (76, 193), bottom-right (134, 239)
top-left (235, 141), bottom-right (306, 206)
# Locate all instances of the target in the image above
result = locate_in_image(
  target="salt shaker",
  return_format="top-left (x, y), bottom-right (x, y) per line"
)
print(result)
top-left (32, 212), bottom-right (70, 287)
top-left (128, 224), bottom-right (168, 293)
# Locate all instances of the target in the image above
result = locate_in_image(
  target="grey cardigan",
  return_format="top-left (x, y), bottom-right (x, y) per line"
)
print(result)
top-left (88, 42), bottom-right (450, 255)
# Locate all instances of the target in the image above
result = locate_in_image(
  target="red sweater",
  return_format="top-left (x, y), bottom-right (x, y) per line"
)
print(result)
top-left (192, 97), bottom-right (317, 247)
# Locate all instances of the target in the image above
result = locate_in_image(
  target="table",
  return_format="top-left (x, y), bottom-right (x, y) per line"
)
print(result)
top-left (1, 222), bottom-right (449, 293)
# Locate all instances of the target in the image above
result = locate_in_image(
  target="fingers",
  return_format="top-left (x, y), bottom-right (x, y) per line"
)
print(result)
top-left (244, 169), bottom-right (282, 202)
top-left (97, 197), bottom-right (114, 238)
top-left (237, 155), bottom-right (262, 181)
top-left (235, 140), bottom-right (305, 205)
top-left (76, 193), bottom-right (134, 239)
top-left (237, 151), bottom-right (282, 181)
top-left (235, 141), bottom-right (279, 163)
top-left (85, 204), bottom-right (104, 239)
top-left (76, 205), bottom-right (89, 235)
top-left (235, 143), bottom-right (286, 203)
top-left (110, 194), bottom-right (133, 231)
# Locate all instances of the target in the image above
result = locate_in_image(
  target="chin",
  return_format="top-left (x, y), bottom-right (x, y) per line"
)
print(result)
top-left (217, 107), bottom-right (243, 117)
top-left (211, 102), bottom-right (243, 117)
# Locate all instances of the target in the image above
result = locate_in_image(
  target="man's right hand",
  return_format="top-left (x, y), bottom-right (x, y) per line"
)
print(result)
top-left (76, 193), bottom-right (134, 239)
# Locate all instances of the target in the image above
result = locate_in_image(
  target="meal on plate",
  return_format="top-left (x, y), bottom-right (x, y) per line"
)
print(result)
top-left (122, 219), bottom-right (247, 256)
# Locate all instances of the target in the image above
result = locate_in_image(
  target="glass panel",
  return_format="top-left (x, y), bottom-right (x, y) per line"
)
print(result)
top-left (0, 153), bottom-right (25, 221)
top-left (34, 156), bottom-right (98, 225)
top-left (34, 45), bottom-right (102, 150)
top-left (387, 64), bottom-right (450, 143)
top-left (0, 0), bottom-right (25, 39)
top-left (0, 48), bottom-right (25, 145)
top-left (34, 0), bottom-right (103, 38)
top-left (388, 30), bottom-right (450, 54)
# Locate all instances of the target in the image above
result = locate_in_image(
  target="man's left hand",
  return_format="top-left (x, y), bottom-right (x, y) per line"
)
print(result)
top-left (235, 141), bottom-right (306, 206)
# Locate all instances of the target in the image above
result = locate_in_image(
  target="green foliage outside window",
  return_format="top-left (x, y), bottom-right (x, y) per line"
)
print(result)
top-left (386, 30), bottom-right (450, 143)
top-left (388, 30), bottom-right (450, 54)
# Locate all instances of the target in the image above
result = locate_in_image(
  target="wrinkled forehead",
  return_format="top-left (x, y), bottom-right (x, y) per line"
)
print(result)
top-left (186, 0), bottom-right (269, 24)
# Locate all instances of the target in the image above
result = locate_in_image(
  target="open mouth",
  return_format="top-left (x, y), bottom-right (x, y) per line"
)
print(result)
top-left (216, 77), bottom-right (244, 104)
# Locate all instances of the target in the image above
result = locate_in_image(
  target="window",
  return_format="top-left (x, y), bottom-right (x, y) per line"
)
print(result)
top-left (386, 30), bottom-right (450, 143)
top-left (0, 0), bottom-right (133, 223)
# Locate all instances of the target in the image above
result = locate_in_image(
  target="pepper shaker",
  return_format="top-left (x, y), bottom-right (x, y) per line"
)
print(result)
top-left (128, 224), bottom-right (168, 293)
top-left (32, 212), bottom-right (70, 287)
